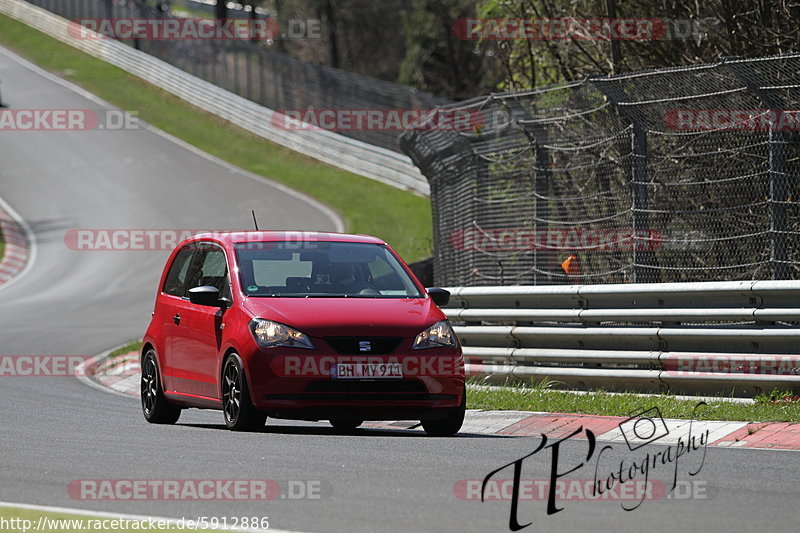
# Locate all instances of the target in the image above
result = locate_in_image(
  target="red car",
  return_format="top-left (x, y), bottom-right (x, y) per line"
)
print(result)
top-left (141, 231), bottom-right (465, 436)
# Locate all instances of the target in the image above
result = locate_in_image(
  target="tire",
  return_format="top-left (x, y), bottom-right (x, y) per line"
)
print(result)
top-left (421, 386), bottom-right (466, 437)
top-left (141, 349), bottom-right (181, 424)
top-left (329, 419), bottom-right (363, 431)
top-left (222, 353), bottom-right (266, 432)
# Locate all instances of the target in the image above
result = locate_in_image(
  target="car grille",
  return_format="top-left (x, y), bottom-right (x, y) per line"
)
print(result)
top-left (262, 379), bottom-right (449, 401)
top-left (305, 380), bottom-right (425, 393)
top-left (324, 337), bottom-right (403, 355)
top-left (263, 393), bottom-right (456, 402)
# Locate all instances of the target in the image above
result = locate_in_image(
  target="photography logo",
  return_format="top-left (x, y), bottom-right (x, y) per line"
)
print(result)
top-left (476, 403), bottom-right (708, 529)
top-left (618, 407), bottom-right (670, 451)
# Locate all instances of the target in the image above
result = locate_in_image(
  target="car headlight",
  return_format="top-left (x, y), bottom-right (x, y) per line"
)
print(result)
top-left (413, 320), bottom-right (458, 349)
top-left (250, 319), bottom-right (315, 349)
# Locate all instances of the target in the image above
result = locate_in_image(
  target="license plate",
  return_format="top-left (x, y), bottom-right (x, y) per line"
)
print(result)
top-left (332, 363), bottom-right (403, 379)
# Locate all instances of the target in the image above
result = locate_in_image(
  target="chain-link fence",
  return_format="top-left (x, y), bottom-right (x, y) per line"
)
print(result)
top-left (400, 55), bottom-right (800, 286)
top-left (27, 0), bottom-right (448, 152)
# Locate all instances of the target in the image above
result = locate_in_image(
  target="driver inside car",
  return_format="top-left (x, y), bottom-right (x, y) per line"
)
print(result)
top-left (329, 262), bottom-right (377, 294)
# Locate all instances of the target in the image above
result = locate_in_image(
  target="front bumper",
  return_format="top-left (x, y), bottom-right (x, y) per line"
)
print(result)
top-left (241, 344), bottom-right (465, 420)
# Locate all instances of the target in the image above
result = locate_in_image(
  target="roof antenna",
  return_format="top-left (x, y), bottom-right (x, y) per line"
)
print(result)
top-left (251, 210), bottom-right (260, 231)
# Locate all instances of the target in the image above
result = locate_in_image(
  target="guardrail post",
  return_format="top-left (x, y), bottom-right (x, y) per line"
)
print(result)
top-left (590, 80), bottom-right (660, 283)
top-left (725, 59), bottom-right (790, 280)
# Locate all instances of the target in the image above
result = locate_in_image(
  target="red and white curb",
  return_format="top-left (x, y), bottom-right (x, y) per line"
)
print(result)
top-left (0, 204), bottom-right (30, 285)
top-left (85, 351), bottom-right (800, 450)
top-left (82, 351), bottom-right (140, 397)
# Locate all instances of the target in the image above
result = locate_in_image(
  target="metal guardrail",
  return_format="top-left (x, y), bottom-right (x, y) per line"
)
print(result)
top-left (0, 0), bottom-right (430, 195)
top-left (443, 280), bottom-right (800, 396)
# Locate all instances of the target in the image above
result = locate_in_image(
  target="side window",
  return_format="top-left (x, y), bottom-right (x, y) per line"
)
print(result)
top-left (185, 244), bottom-right (229, 295)
top-left (162, 246), bottom-right (195, 297)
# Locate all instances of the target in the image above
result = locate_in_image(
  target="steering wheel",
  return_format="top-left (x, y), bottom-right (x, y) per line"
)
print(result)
top-left (357, 287), bottom-right (381, 296)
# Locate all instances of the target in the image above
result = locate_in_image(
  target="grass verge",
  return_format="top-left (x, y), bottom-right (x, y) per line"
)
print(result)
top-left (0, 506), bottom-right (241, 532)
top-left (108, 340), bottom-right (143, 360)
top-left (0, 14), bottom-right (432, 261)
top-left (467, 380), bottom-right (800, 423)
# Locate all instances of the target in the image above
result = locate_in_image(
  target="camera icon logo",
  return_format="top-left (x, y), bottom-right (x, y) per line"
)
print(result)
top-left (618, 407), bottom-right (670, 451)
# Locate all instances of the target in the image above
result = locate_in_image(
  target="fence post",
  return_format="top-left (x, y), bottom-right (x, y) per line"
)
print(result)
top-left (131, 0), bottom-right (141, 51)
top-left (472, 140), bottom-right (493, 286)
top-left (532, 128), bottom-right (552, 284)
top-left (244, 44), bottom-right (251, 102)
top-left (725, 59), bottom-right (790, 280)
top-left (505, 98), bottom-right (552, 285)
top-left (591, 79), bottom-right (659, 283)
top-left (258, 50), bottom-right (267, 106)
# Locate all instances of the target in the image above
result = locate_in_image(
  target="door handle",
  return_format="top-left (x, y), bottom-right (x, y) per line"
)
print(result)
top-left (173, 313), bottom-right (181, 325)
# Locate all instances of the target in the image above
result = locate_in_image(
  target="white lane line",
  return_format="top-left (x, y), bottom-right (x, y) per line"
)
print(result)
top-left (0, 190), bottom-right (37, 292)
top-left (0, 45), bottom-right (346, 235)
top-left (0, 501), bottom-right (306, 533)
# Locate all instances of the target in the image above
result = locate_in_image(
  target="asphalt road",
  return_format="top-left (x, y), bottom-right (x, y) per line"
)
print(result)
top-left (0, 45), bottom-right (798, 533)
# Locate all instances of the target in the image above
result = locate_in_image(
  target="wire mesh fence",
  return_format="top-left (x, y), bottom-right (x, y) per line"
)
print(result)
top-left (22, 1), bottom-right (800, 287)
top-left (400, 55), bottom-right (800, 286)
top-left (27, 0), bottom-right (448, 152)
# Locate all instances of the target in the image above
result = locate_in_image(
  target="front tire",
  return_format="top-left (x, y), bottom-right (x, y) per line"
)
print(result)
top-left (141, 349), bottom-right (181, 424)
top-left (421, 386), bottom-right (465, 437)
top-left (222, 354), bottom-right (266, 432)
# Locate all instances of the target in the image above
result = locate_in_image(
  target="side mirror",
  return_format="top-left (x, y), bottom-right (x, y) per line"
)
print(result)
top-left (188, 286), bottom-right (223, 307)
top-left (426, 287), bottom-right (450, 307)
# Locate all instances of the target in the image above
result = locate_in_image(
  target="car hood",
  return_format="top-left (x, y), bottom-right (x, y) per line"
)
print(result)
top-left (241, 297), bottom-right (444, 338)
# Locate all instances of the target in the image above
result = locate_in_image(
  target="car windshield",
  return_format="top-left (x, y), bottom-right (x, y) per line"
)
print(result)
top-left (234, 241), bottom-right (424, 298)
